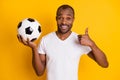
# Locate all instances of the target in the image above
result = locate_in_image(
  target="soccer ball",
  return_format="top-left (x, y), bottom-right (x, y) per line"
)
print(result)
top-left (17, 18), bottom-right (41, 42)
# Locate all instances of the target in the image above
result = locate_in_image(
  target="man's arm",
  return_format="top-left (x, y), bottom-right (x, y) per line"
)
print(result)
top-left (78, 28), bottom-right (109, 68)
top-left (32, 47), bottom-right (46, 76)
top-left (17, 35), bottom-right (46, 76)
top-left (87, 42), bottom-right (108, 68)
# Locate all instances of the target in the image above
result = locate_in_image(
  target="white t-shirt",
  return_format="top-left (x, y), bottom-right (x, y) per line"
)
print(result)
top-left (38, 32), bottom-right (91, 80)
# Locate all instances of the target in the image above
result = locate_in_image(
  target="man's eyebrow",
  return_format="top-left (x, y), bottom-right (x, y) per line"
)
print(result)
top-left (67, 14), bottom-right (73, 16)
top-left (57, 13), bottom-right (73, 16)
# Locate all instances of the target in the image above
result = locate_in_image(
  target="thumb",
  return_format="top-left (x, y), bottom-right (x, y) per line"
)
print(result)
top-left (85, 28), bottom-right (88, 35)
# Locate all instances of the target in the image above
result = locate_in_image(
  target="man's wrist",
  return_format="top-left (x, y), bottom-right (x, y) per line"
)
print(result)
top-left (89, 41), bottom-right (96, 48)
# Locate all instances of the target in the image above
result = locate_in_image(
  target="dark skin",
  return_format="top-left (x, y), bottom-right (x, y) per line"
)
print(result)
top-left (78, 28), bottom-right (108, 67)
top-left (17, 7), bottom-right (108, 76)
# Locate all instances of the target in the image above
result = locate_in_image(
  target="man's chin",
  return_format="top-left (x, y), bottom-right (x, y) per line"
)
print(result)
top-left (59, 30), bottom-right (70, 34)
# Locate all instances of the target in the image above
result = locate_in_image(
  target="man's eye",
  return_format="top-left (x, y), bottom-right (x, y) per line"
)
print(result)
top-left (66, 17), bottom-right (71, 20)
top-left (58, 17), bottom-right (62, 20)
top-left (57, 16), bottom-right (62, 20)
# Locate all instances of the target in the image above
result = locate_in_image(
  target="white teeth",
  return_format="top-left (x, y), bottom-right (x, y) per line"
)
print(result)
top-left (61, 25), bottom-right (67, 29)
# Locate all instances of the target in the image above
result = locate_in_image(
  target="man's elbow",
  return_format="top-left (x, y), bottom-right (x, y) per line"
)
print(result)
top-left (36, 71), bottom-right (44, 76)
top-left (101, 61), bottom-right (109, 68)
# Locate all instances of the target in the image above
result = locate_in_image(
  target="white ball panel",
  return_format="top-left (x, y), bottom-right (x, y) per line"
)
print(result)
top-left (17, 18), bottom-right (41, 41)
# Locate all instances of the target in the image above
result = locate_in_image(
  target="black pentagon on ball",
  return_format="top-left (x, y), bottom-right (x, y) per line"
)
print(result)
top-left (27, 18), bottom-right (35, 22)
top-left (17, 22), bottom-right (22, 29)
top-left (38, 26), bottom-right (41, 32)
top-left (25, 26), bottom-right (33, 35)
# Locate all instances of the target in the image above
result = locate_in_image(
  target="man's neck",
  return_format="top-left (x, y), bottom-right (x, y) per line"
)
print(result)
top-left (56, 31), bottom-right (72, 40)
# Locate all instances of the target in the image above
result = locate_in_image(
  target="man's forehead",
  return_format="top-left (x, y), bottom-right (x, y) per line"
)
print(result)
top-left (57, 8), bottom-right (74, 16)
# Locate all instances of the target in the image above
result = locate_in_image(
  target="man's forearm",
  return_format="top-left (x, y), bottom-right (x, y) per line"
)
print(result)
top-left (32, 47), bottom-right (45, 76)
top-left (90, 42), bottom-right (109, 68)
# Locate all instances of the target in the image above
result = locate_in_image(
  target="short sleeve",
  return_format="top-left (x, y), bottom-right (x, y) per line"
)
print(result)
top-left (81, 45), bottom-right (92, 55)
top-left (37, 37), bottom-right (46, 54)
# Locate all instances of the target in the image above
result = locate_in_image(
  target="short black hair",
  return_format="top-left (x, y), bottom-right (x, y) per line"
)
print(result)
top-left (56, 4), bottom-right (75, 18)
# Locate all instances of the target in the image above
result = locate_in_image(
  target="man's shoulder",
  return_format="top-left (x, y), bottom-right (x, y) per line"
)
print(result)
top-left (42, 32), bottom-right (55, 39)
top-left (71, 32), bottom-right (79, 37)
top-left (72, 32), bottom-right (78, 35)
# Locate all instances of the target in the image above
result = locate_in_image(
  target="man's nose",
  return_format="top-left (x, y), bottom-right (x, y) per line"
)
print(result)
top-left (61, 18), bottom-right (66, 24)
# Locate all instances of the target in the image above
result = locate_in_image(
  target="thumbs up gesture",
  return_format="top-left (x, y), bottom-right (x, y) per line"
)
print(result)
top-left (78, 28), bottom-right (94, 47)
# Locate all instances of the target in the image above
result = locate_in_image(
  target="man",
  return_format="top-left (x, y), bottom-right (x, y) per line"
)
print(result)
top-left (17, 4), bottom-right (108, 80)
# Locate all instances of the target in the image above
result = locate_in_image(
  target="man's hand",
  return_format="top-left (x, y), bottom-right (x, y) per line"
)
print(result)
top-left (17, 34), bottom-right (37, 49)
top-left (78, 28), bottom-right (94, 47)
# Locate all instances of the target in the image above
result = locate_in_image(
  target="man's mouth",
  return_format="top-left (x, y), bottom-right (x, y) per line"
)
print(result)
top-left (60, 25), bottom-right (68, 29)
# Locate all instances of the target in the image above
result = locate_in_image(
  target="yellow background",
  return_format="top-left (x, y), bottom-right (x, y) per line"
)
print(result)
top-left (0, 0), bottom-right (119, 80)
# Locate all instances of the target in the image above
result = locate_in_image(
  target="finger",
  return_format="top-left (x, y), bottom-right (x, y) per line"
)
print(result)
top-left (78, 35), bottom-right (82, 41)
top-left (27, 38), bottom-right (30, 42)
top-left (17, 34), bottom-right (22, 42)
top-left (26, 38), bottom-right (30, 45)
top-left (85, 28), bottom-right (88, 35)
top-left (78, 35), bottom-right (82, 38)
top-left (20, 35), bottom-right (28, 45)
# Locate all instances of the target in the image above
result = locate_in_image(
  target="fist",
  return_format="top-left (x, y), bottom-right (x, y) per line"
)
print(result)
top-left (78, 28), bottom-right (94, 47)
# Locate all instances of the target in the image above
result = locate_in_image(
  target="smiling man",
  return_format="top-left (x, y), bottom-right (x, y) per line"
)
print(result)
top-left (18, 4), bottom-right (109, 80)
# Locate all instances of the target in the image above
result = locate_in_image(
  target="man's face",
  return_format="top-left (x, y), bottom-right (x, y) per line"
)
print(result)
top-left (56, 8), bottom-right (74, 34)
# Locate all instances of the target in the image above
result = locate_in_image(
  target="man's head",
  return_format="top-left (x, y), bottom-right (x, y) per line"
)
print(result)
top-left (56, 4), bottom-right (75, 34)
